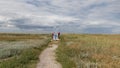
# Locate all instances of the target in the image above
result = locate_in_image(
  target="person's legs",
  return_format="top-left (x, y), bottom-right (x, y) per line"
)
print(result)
top-left (54, 35), bottom-right (58, 40)
top-left (52, 35), bottom-right (53, 40)
top-left (58, 35), bottom-right (59, 39)
top-left (56, 35), bottom-right (58, 40)
top-left (53, 35), bottom-right (55, 40)
top-left (55, 35), bottom-right (58, 40)
top-left (54, 35), bottom-right (56, 40)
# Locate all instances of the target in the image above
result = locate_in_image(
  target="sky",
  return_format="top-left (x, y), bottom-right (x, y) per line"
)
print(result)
top-left (0, 0), bottom-right (120, 34)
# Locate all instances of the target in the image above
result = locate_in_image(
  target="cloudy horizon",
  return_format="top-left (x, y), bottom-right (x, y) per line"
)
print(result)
top-left (0, 0), bottom-right (120, 34)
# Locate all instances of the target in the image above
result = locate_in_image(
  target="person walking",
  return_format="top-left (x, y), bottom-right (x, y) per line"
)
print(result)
top-left (58, 32), bottom-right (60, 39)
top-left (52, 32), bottom-right (54, 40)
top-left (52, 32), bottom-right (59, 41)
top-left (54, 32), bottom-right (58, 40)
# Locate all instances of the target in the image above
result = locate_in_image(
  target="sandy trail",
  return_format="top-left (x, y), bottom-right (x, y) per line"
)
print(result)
top-left (36, 43), bottom-right (62, 68)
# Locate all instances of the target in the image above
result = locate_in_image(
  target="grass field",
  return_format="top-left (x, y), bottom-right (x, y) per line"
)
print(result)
top-left (0, 33), bottom-right (50, 68)
top-left (56, 34), bottom-right (120, 68)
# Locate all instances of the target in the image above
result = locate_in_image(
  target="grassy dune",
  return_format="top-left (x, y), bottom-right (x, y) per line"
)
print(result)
top-left (0, 33), bottom-right (50, 68)
top-left (56, 34), bottom-right (120, 68)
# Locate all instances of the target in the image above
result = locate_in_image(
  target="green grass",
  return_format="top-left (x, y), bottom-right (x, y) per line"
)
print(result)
top-left (56, 34), bottom-right (120, 68)
top-left (0, 41), bottom-right (49, 68)
top-left (56, 36), bottom-right (76, 68)
top-left (0, 34), bottom-right (51, 68)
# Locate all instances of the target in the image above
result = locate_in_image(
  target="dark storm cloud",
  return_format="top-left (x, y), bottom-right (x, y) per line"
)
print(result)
top-left (10, 18), bottom-right (53, 30)
top-left (26, 0), bottom-right (41, 7)
top-left (84, 27), bottom-right (113, 34)
top-left (15, 24), bottom-right (53, 29)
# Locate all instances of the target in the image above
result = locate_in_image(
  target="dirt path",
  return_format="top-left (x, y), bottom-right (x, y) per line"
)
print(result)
top-left (36, 42), bottom-right (62, 68)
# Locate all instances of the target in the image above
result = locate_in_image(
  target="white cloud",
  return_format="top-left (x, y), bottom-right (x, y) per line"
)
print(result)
top-left (0, 16), bottom-right (6, 21)
top-left (0, 0), bottom-right (119, 33)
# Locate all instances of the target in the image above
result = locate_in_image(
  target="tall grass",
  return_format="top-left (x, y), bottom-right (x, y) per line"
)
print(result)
top-left (56, 34), bottom-right (120, 68)
top-left (0, 34), bottom-right (51, 68)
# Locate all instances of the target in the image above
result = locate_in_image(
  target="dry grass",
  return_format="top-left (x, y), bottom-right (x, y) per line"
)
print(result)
top-left (0, 33), bottom-right (48, 41)
top-left (0, 33), bottom-right (51, 68)
top-left (57, 34), bottom-right (120, 68)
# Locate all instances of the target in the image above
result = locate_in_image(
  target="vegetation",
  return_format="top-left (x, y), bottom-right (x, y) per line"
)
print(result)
top-left (0, 33), bottom-right (50, 68)
top-left (56, 34), bottom-right (120, 68)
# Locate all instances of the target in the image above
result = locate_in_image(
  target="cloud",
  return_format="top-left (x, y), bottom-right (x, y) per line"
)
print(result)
top-left (0, 0), bottom-right (120, 33)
